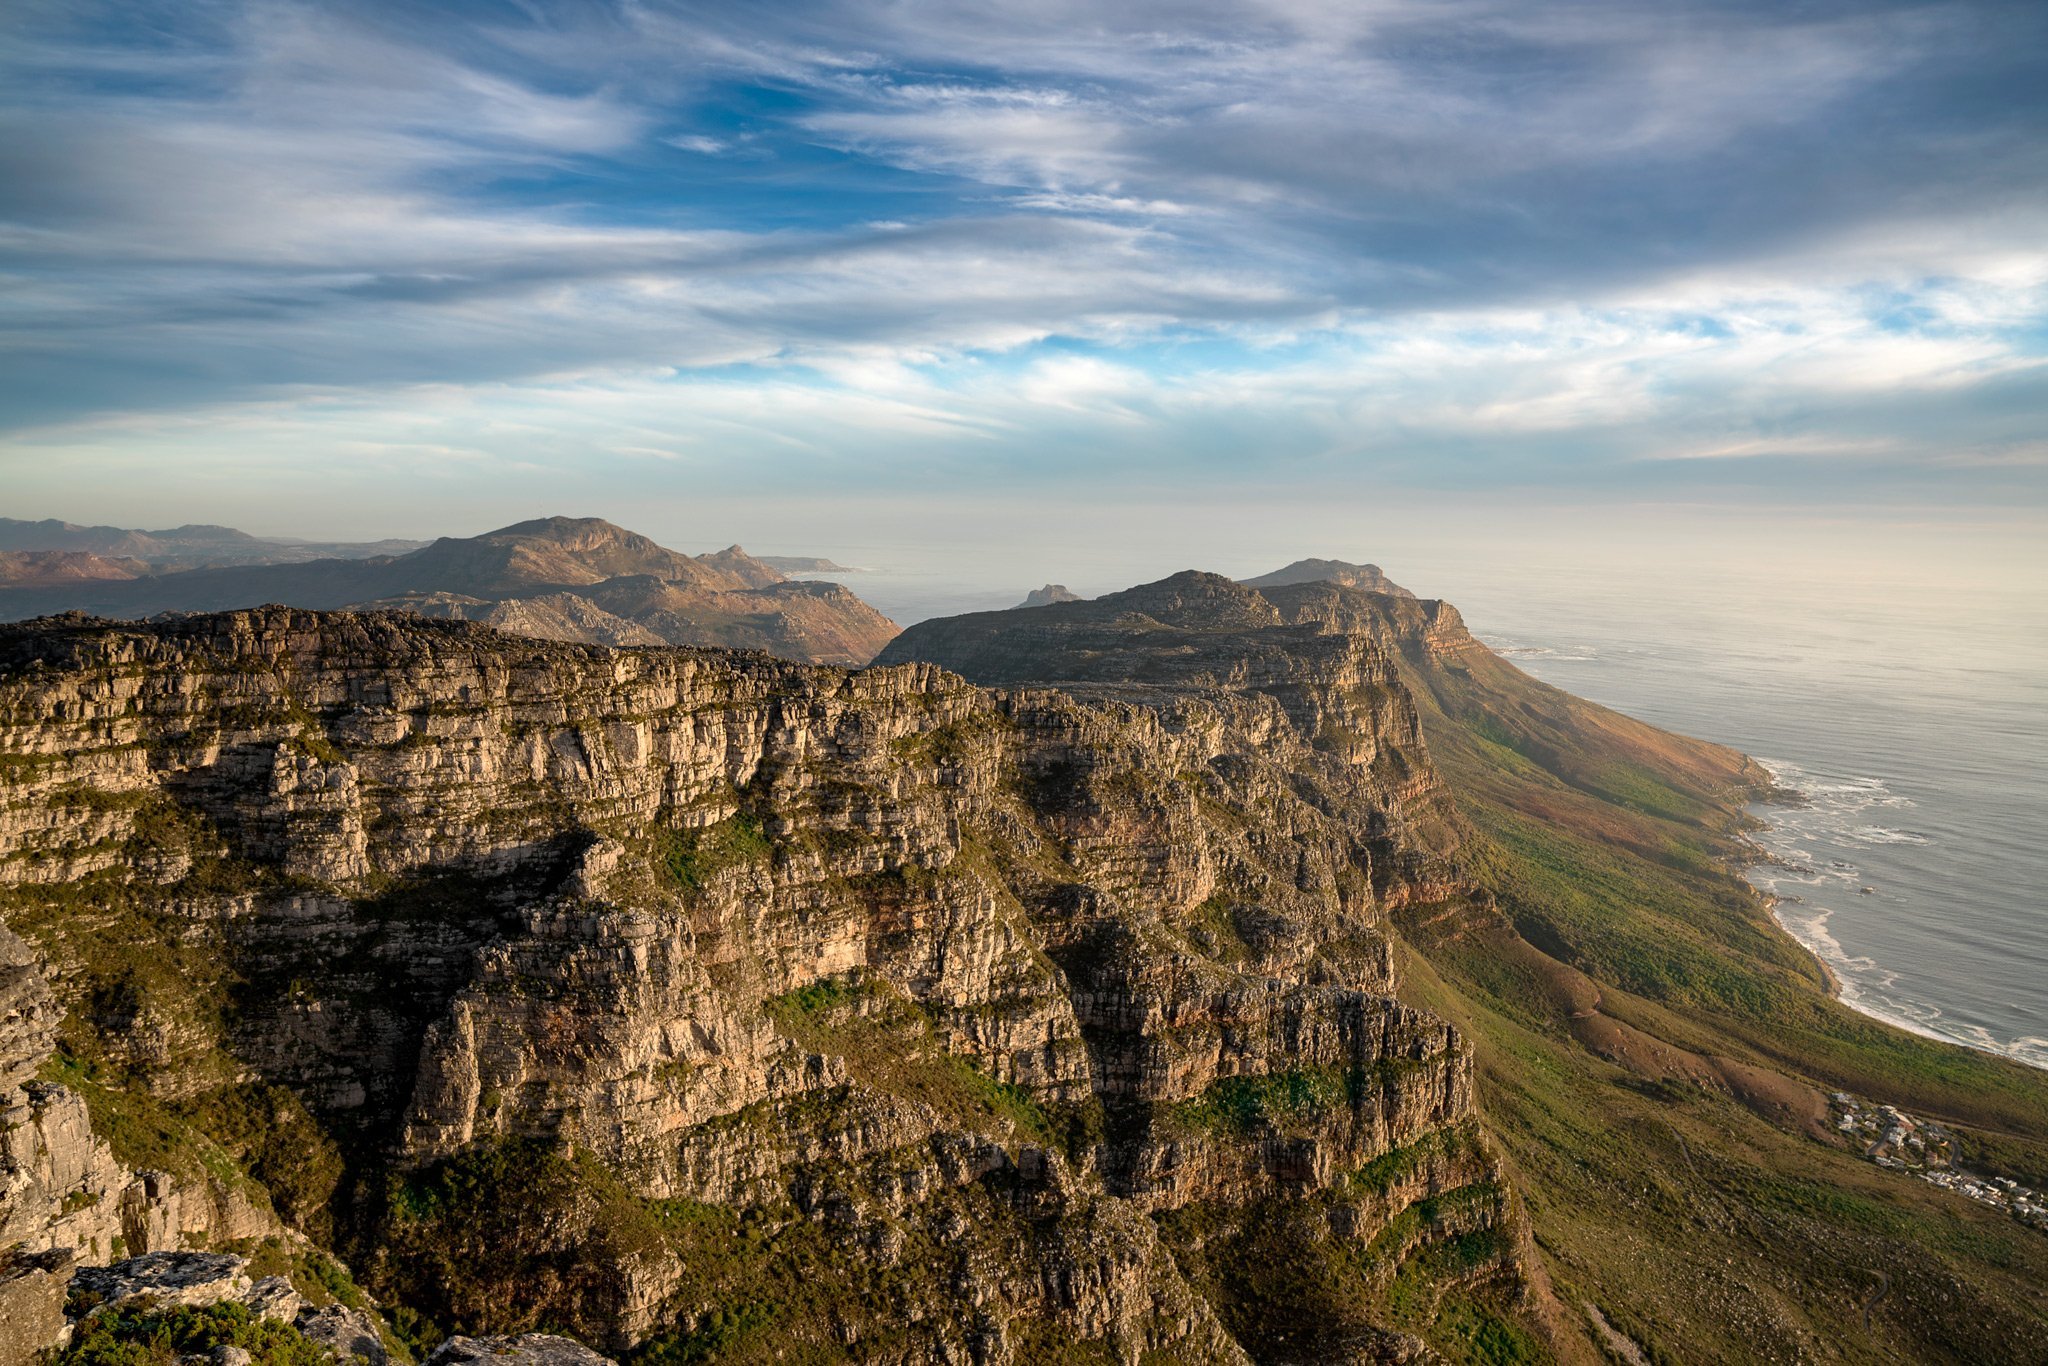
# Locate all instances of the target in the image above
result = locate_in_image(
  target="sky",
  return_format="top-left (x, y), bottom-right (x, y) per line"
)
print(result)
top-left (3, 0), bottom-right (2047, 541)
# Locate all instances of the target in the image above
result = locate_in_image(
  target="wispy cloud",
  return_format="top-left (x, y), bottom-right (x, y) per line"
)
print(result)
top-left (1, 0), bottom-right (2044, 510)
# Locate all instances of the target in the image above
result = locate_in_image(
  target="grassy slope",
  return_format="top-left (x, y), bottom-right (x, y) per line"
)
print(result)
top-left (1381, 614), bottom-right (2048, 1364)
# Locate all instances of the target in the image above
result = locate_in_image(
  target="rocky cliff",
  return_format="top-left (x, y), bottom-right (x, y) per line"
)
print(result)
top-left (0, 602), bottom-right (1516, 1361)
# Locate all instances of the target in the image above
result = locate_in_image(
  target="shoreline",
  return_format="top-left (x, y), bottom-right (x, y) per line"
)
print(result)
top-left (1736, 778), bottom-right (2047, 1073)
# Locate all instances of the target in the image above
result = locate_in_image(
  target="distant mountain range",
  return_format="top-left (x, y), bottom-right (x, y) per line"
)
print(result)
top-left (755, 554), bottom-right (861, 574)
top-left (0, 516), bottom-right (897, 666)
top-left (0, 517), bottom-right (425, 571)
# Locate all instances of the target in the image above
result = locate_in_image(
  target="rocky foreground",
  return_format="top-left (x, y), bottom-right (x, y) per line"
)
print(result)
top-left (0, 577), bottom-right (1516, 1362)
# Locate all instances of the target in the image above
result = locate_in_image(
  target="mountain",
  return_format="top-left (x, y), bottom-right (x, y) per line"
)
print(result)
top-left (756, 555), bottom-right (861, 574)
top-left (0, 517), bottom-right (899, 666)
top-left (1015, 583), bottom-right (1081, 607)
top-left (882, 568), bottom-right (2048, 1363)
top-left (0, 604), bottom-right (1493, 1362)
top-left (1241, 557), bottom-right (1415, 598)
top-left (0, 517), bottom-right (424, 569)
top-left (0, 550), bottom-right (150, 587)
top-left (1, 565), bottom-right (2043, 1363)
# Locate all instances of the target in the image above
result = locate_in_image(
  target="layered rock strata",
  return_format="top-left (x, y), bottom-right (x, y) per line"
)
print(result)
top-left (0, 602), bottom-right (1514, 1360)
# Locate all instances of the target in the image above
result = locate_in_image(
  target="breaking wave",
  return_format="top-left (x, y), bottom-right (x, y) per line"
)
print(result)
top-left (1748, 759), bottom-right (2048, 1072)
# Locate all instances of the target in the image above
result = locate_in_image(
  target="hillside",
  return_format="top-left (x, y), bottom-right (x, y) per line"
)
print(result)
top-left (0, 518), bottom-right (899, 667)
top-left (0, 561), bottom-right (2041, 1364)
top-left (883, 565), bottom-right (2048, 1363)
top-left (0, 517), bottom-right (424, 569)
top-left (0, 603), bottom-right (1514, 1363)
top-left (0, 550), bottom-right (151, 588)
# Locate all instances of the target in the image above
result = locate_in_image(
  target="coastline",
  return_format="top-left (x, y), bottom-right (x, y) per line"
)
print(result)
top-left (1733, 789), bottom-right (1848, 1000)
top-left (1737, 766), bottom-right (2048, 1073)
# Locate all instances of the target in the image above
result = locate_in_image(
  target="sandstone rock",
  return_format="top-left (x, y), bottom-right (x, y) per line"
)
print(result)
top-left (0, 1249), bottom-right (72, 1365)
top-left (295, 1303), bottom-right (390, 1364)
top-left (70, 1251), bottom-right (250, 1316)
top-left (244, 1274), bottom-right (304, 1323)
top-left (428, 1333), bottom-right (615, 1364)
top-left (0, 603), bottom-right (1514, 1357)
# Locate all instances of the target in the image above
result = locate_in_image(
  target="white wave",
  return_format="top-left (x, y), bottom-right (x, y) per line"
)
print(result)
top-left (1751, 757), bottom-right (2044, 1071)
top-left (1848, 826), bottom-right (1932, 846)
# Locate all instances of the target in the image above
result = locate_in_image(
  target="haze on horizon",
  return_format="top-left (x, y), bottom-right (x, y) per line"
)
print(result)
top-left (3, 0), bottom-right (2046, 543)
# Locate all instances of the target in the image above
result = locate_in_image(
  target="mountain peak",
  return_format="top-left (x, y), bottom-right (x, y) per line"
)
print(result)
top-left (1095, 570), bottom-right (1283, 628)
top-left (485, 516), bottom-right (637, 544)
top-left (1241, 558), bottom-right (1414, 598)
top-left (1016, 584), bottom-right (1081, 608)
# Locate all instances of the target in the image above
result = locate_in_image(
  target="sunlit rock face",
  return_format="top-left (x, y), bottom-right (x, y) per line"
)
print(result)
top-left (0, 603), bottom-right (1513, 1359)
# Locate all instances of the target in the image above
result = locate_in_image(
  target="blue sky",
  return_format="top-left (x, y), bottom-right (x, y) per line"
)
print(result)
top-left (2, 0), bottom-right (2046, 534)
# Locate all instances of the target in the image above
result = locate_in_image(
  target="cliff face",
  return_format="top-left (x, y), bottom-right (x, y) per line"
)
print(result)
top-left (0, 604), bottom-right (1512, 1361)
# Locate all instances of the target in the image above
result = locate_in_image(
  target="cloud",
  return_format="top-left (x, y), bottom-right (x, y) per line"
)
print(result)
top-left (0, 0), bottom-right (2044, 509)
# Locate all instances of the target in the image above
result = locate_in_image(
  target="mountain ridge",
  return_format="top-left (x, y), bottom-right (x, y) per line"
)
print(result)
top-left (1241, 557), bottom-right (1415, 599)
top-left (0, 516), bottom-right (898, 667)
top-left (2, 557), bottom-right (2045, 1364)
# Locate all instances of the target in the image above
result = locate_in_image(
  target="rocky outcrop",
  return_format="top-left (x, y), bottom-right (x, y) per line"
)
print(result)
top-left (1015, 584), bottom-right (1081, 608)
top-left (0, 602), bottom-right (1514, 1359)
top-left (0, 1249), bottom-right (72, 1365)
top-left (430, 1334), bottom-right (614, 1365)
top-left (71, 1251), bottom-right (255, 1314)
top-left (57, 1250), bottom-right (396, 1364)
top-left (0, 919), bottom-right (276, 1295)
top-left (295, 1303), bottom-right (392, 1364)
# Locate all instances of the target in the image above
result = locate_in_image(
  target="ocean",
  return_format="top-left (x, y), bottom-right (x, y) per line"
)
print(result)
top-left (723, 502), bottom-right (2047, 1073)
top-left (1462, 553), bottom-right (2048, 1073)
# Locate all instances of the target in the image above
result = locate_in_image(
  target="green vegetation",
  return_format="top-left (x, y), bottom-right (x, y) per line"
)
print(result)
top-left (764, 973), bottom-right (1069, 1151)
top-left (37, 1053), bottom-right (253, 1198)
top-left (242, 1237), bottom-right (374, 1315)
top-left (631, 1301), bottom-right (778, 1366)
top-left (53, 1302), bottom-right (331, 1366)
top-left (1183, 893), bottom-right (1252, 964)
top-left (1377, 618), bottom-right (2048, 1362)
top-left (371, 1139), bottom-right (669, 1346)
top-left (1173, 1065), bottom-right (1352, 1135)
top-left (1170, 1061), bottom-right (1424, 1138)
top-left (1430, 1294), bottom-right (1545, 1366)
top-left (1156, 1178), bottom-right (1521, 1363)
top-left (1347, 1126), bottom-right (1474, 1196)
top-left (654, 813), bottom-right (772, 890)
top-left (178, 1084), bottom-right (347, 1239)
top-left (888, 711), bottom-right (1008, 768)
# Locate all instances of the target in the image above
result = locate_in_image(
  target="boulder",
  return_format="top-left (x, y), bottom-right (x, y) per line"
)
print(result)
top-left (295, 1303), bottom-right (390, 1365)
top-left (428, 1333), bottom-right (616, 1365)
top-left (244, 1274), bottom-right (304, 1324)
top-left (70, 1251), bottom-right (250, 1316)
top-left (0, 1249), bottom-right (73, 1364)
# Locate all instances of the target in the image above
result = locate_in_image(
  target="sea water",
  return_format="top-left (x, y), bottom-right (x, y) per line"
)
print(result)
top-left (1461, 554), bottom-right (2048, 1072)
